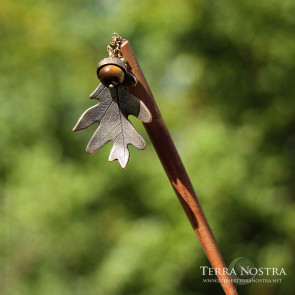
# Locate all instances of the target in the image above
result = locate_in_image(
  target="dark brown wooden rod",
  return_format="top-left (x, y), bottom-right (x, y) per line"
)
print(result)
top-left (121, 40), bottom-right (238, 295)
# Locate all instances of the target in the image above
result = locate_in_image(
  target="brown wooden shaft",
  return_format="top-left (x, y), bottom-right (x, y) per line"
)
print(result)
top-left (121, 40), bottom-right (238, 295)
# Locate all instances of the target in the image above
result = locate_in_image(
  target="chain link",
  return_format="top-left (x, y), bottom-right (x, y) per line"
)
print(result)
top-left (107, 33), bottom-right (124, 59)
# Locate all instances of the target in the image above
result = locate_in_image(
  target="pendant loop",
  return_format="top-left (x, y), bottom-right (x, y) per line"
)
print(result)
top-left (107, 33), bottom-right (123, 59)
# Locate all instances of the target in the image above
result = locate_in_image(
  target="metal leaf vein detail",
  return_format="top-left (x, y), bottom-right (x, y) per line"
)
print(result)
top-left (73, 83), bottom-right (152, 168)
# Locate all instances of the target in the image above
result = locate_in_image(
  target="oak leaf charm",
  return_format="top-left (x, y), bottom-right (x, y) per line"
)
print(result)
top-left (73, 71), bottom-right (152, 169)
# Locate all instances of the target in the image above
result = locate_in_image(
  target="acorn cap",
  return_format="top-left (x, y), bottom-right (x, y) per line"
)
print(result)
top-left (97, 57), bottom-right (127, 77)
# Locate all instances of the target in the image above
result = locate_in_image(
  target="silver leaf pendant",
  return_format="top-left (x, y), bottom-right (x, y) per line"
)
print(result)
top-left (73, 57), bottom-right (152, 169)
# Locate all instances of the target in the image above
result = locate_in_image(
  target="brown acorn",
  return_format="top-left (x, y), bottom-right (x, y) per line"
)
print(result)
top-left (98, 65), bottom-right (125, 88)
top-left (97, 57), bottom-right (127, 88)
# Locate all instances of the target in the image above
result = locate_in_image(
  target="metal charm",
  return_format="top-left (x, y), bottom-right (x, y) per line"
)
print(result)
top-left (73, 34), bottom-right (152, 169)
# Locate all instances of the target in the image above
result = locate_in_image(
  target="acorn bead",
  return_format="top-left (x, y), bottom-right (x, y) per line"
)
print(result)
top-left (97, 57), bottom-right (127, 88)
top-left (98, 65), bottom-right (125, 88)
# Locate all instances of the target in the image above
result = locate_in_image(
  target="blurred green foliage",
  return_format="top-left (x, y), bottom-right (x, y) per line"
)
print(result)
top-left (1, 0), bottom-right (295, 294)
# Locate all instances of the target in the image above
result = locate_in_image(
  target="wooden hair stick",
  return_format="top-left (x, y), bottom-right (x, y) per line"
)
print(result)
top-left (121, 39), bottom-right (238, 295)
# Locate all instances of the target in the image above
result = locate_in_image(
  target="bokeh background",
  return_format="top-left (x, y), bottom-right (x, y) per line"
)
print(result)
top-left (1, 0), bottom-right (295, 294)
